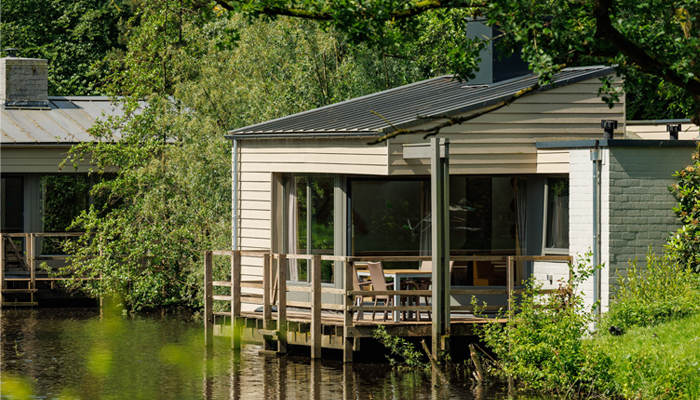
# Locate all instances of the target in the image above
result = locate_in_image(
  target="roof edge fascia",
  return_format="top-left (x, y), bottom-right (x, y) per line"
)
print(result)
top-left (225, 132), bottom-right (382, 140)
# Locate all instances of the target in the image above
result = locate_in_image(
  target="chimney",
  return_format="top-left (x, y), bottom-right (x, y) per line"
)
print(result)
top-left (466, 19), bottom-right (531, 85)
top-left (601, 120), bottom-right (617, 140)
top-left (0, 51), bottom-right (49, 109)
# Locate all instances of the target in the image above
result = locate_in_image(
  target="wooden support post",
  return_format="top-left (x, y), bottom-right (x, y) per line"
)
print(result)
top-left (262, 253), bottom-right (273, 351)
top-left (507, 256), bottom-right (514, 314)
top-left (431, 137), bottom-right (451, 357)
top-left (277, 254), bottom-right (287, 354)
top-left (231, 250), bottom-right (242, 350)
top-left (1, 234), bottom-right (5, 303)
top-left (204, 250), bottom-right (214, 348)
top-left (343, 260), bottom-right (354, 363)
top-left (311, 254), bottom-right (322, 359)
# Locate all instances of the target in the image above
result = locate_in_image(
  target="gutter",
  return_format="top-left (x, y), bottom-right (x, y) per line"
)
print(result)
top-left (224, 132), bottom-right (382, 140)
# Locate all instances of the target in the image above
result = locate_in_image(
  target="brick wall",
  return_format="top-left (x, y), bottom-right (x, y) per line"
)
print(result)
top-left (607, 147), bottom-right (694, 290)
top-left (0, 57), bottom-right (49, 107)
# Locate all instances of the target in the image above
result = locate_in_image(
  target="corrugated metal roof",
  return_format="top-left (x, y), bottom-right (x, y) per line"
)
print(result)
top-left (1, 97), bottom-right (128, 145)
top-left (229, 66), bottom-right (614, 136)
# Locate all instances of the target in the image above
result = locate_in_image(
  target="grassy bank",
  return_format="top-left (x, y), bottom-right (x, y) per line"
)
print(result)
top-left (593, 313), bottom-right (700, 399)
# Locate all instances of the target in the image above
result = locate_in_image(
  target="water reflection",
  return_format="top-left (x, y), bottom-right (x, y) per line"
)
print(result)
top-left (1, 308), bottom-right (515, 399)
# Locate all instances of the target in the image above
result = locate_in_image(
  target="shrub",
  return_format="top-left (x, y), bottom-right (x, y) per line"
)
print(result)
top-left (474, 255), bottom-right (614, 397)
top-left (605, 249), bottom-right (700, 329)
top-left (667, 146), bottom-right (700, 272)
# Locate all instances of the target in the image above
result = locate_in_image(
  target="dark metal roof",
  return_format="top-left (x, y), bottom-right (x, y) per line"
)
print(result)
top-left (1, 97), bottom-right (133, 145)
top-left (228, 66), bottom-right (615, 136)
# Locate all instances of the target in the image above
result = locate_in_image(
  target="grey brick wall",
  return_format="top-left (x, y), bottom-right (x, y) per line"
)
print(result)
top-left (607, 147), bottom-right (695, 288)
top-left (0, 57), bottom-right (48, 107)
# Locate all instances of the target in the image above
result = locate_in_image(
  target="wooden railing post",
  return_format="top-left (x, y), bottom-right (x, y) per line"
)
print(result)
top-left (29, 233), bottom-right (35, 292)
top-left (262, 253), bottom-right (272, 351)
top-left (343, 260), bottom-right (354, 363)
top-left (231, 250), bottom-right (242, 350)
top-left (204, 251), bottom-right (214, 348)
top-left (277, 254), bottom-right (287, 354)
top-left (311, 255), bottom-right (322, 359)
top-left (507, 256), bottom-right (514, 313)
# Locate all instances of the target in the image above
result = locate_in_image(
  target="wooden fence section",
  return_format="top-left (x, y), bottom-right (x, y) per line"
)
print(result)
top-left (204, 251), bottom-right (573, 362)
top-left (0, 232), bottom-right (83, 307)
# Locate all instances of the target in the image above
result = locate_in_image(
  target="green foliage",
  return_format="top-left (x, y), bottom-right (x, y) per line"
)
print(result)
top-left (605, 249), bottom-right (700, 329)
top-left (667, 145), bottom-right (700, 272)
top-left (593, 313), bottom-right (700, 400)
top-left (373, 325), bottom-right (430, 371)
top-left (475, 255), bottom-right (614, 397)
top-left (0, 0), bottom-right (134, 95)
top-left (215, 0), bottom-right (700, 122)
top-left (58, 1), bottom-right (433, 310)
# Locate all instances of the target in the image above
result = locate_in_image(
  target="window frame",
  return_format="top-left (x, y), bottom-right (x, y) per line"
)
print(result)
top-left (541, 176), bottom-right (570, 255)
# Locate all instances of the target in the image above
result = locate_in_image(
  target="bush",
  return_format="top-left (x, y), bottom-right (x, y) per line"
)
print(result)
top-left (475, 255), bottom-right (614, 397)
top-left (667, 146), bottom-right (700, 272)
top-left (605, 249), bottom-right (700, 329)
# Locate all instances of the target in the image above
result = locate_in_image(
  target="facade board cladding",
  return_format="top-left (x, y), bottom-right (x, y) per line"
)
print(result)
top-left (387, 77), bottom-right (624, 176)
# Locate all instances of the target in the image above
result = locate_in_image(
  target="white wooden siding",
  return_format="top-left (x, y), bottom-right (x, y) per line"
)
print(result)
top-left (387, 76), bottom-right (624, 175)
top-left (536, 149), bottom-right (569, 174)
top-left (626, 123), bottom-right (698, 140)
top-left (238, 138), bottom-right (387, 175)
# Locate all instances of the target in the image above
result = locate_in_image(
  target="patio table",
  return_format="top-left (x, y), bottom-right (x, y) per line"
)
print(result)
top-left (357, 269), bottom-right (432, 322)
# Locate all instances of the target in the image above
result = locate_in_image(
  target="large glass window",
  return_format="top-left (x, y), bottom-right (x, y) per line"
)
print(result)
top-left (1, 176), bottom-right (24, 233)
top-left (40, 175), bottom-right (90, 254)
top-left (350, 176), bottom-right (528, 285)
top-left (351, 180), bottom-right (426, 256)
top-left (290, 176), bottom-right (334, 283)
top-left (545, 177), bottom-right (569, 251)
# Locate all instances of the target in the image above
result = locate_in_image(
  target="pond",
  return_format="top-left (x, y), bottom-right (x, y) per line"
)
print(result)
top-left (1, 308), bottom-right (525, 399)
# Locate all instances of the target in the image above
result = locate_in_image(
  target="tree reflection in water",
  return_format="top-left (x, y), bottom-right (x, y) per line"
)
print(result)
top-left (1, 308), bottom-right (518, 399)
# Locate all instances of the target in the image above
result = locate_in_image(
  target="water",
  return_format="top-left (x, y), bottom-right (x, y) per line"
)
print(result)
top-left (0, 308), bottom-right (516, 399)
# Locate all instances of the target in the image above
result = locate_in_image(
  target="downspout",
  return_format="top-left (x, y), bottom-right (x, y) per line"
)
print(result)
top-left (232, 139), bottom-right (238, 251)
top-left (591, 141), bottom-right (601, 320)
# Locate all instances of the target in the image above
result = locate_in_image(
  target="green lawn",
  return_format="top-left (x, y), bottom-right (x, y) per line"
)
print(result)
top-left (593, 313), bottom-right (700, 399)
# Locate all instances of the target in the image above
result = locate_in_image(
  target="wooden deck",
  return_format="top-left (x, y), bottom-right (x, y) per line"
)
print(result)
top-left (204, 250), bottom-right (571, 361)
top-left (0, 232), bottom-right (82, 306)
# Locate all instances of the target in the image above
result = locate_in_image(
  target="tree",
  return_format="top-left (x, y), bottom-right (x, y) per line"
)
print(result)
top-left (59, 0), bottom-right (433, 310)
top-left (211, 0), bottom-right (700, 126)
top-left (0, 0), bottom-right (135, 95)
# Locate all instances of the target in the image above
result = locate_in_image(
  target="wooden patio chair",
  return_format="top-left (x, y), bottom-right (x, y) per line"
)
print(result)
top-left (408, 261), bottom-right (454, 320)
top-left (367, 262), bottom-right (420, 321)
top-left (352, 265), bottom-right (372, 321)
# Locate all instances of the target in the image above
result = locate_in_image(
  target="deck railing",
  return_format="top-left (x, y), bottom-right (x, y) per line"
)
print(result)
top-left (204, 251), bottom-right (573, 361)
top-left (0, 232), bottom-right (84, 305)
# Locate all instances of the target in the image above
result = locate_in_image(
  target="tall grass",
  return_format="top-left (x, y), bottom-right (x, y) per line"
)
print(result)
top-left (604, 249), bottom-right (700, 329)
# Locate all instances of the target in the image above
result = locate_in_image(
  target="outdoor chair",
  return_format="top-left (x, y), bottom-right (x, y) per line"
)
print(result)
top-left (352, 265), bottom-right (372, 321)
top-left (407, 260), bottom-right (454, 320)
top-left (367, 262), bottom-right (421, 321)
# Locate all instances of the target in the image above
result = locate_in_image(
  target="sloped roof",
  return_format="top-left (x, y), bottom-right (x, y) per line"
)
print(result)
top-left (228, 66), bottom-right (614, 136)
top-left (1, 97), bottom-right (127, 145)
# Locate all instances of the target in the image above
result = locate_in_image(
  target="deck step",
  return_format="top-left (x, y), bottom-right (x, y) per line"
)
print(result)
top-left (1, 289), bottom-right (38, 293)
top-left (1, 302), bottom-right (38, 307)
